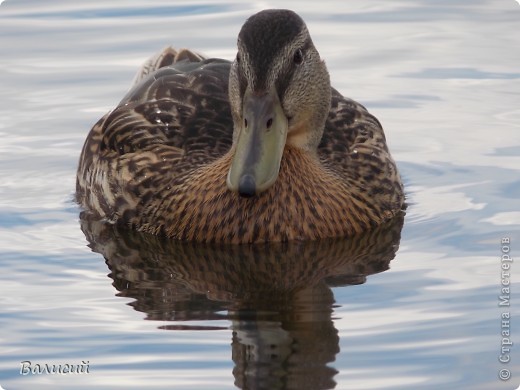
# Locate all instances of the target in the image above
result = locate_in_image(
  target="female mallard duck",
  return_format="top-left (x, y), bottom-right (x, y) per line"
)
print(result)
top-left (76, 9), bottom-right (405, 244)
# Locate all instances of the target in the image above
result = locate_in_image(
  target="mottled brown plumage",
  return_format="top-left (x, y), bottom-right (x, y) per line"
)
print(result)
top-left (76, 10), bottom-right (404, 244)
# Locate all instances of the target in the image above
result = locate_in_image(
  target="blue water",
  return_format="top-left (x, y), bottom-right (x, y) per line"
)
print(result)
top-left (1, 1), bottom-right (519, 389)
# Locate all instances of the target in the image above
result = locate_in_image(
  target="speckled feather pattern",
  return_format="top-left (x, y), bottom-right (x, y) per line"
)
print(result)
top-left (77, 48), bottom-right (404, 243)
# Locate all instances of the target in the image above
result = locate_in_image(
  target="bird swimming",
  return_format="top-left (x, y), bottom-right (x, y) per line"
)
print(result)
top-left (76, 9), bottom-right (405, 243)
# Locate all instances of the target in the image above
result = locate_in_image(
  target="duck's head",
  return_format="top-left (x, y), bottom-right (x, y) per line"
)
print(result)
top-left (226, 9), bottom-right (331, 197)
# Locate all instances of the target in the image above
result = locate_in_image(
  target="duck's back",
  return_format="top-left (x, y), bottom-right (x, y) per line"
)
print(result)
top-left (77, 50), bottom-right (234, 216)
top-left (94, 54), bottom-right (233, 166)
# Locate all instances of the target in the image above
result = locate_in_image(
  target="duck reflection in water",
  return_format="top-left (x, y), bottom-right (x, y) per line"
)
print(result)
top-left (80, 213), bottom-right (403, 390)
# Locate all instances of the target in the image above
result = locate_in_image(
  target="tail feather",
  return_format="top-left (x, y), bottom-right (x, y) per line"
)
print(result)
top-left (132, 46), bottom-right (206, 85)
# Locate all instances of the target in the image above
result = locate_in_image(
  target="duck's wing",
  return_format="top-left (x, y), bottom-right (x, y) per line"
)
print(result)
top-left (319, 88), bottom-right (388, 169)
top-left (76, 48), bottom-right (234, 222)
top-left (319, 89), bottom-right (404, 213)
top-left (100, 51), bottom-right (234, 164)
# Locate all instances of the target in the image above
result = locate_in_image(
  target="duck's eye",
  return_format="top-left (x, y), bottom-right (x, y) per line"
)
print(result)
top-left (236, 53), bottom-right (241, 64)
top-left (293, 49), bottom-right (303, 65)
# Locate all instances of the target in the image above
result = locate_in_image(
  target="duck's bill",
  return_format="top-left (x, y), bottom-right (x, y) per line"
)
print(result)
top-left (227, 87), bottom-right (288, 197)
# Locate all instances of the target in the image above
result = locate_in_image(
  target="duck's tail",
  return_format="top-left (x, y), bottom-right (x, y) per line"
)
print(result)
top-left (131, 46), bottom-right (206, 86)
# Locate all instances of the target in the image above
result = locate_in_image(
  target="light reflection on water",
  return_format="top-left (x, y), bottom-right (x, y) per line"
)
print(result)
top-left (79, 213), bottom-right (404, 389)
top-left (0, 1), bottom-right (519, 389)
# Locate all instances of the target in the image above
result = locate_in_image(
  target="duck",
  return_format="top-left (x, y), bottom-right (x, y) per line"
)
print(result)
top-left (76, 9), bottom-right (405, 244)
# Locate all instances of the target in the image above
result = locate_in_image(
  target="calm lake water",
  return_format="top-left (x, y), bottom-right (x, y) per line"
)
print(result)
top-left (1, 1), bottom-right (519, 389)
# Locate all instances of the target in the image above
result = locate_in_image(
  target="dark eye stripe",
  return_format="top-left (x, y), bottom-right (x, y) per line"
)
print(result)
top-left (276, 39), bottom-right (312, 100)
top-left (238, 68), bottom-right (247, 97)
